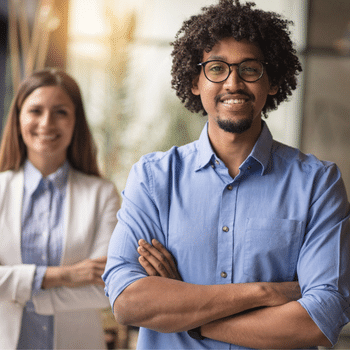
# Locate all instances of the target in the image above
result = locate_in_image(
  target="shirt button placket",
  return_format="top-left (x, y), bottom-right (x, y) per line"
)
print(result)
top-left (220, 226), bottom-right (229, 279)
top-left (217, 182), bottom-right (235, 284)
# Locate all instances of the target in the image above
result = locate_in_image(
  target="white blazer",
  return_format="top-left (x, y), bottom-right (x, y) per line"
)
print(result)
top-left (0, 167), bottom-right (120, 349)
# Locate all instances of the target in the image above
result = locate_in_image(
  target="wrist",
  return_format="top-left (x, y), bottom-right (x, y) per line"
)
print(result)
top-left (42, 266), bottom-right (68, 289)
top-left (259, 282), bottom-right (272, 306)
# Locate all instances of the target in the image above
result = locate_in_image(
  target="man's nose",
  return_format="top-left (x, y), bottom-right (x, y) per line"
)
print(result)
top-left (223, 67), bottom-right (244, 89)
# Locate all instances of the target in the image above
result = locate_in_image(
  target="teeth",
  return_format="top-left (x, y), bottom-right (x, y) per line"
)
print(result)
top-left (222, 99), bottom-right (245, 105)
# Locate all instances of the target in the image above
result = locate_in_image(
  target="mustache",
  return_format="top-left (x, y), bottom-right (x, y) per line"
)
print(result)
top-left (214, 90), bottom-right (254, 105)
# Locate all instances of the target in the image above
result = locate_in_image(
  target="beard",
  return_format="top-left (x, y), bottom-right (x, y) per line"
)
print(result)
top-left (216, 114), bottom-right (253, 134)
top-left (214, 90), bottom-right (255, 134)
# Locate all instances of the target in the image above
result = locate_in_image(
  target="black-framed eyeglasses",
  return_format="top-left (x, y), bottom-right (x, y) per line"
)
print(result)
top-left (197, 59), bottom-right (267, 83)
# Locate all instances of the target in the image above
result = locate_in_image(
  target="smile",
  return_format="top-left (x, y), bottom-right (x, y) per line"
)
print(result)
top-left (35, 134), bottom-right (59, 141)
top-left (222, 99), bottom-right (246, 105)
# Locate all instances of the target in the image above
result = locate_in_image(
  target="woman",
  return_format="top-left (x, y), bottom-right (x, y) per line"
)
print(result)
top-left (0, 69), bottom-right (120, 349)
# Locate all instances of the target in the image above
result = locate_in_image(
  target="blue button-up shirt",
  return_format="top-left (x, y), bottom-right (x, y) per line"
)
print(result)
top-left (104, 122), bottom-right (350, 349)
top-left (17, 160), bottom-right (68, 350)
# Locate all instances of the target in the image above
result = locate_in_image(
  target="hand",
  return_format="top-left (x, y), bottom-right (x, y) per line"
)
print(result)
top-left (42, 256), bottom-right (107, 289)
top-left (137, 239), bottom-right (182, 280)
top-left (63, 256), bottom-right (107, 287)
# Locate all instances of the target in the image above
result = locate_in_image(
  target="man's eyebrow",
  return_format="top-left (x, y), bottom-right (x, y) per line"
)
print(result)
top-left (206, 54), bottom-right (227, 61)
top-left (204, 54), bottom-right (261, 62)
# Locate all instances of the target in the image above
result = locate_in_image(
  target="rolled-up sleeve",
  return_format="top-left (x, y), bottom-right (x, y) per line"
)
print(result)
top-left (297, 163), bottom-right (350, 345)
top-left (103, 158), bottom-right (166, 308)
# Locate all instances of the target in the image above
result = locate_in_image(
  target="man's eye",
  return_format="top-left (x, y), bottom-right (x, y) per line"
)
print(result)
top-left (242, 67), bottom-right (257, 73)
top-left (208, 64), bottom-right (225, 74)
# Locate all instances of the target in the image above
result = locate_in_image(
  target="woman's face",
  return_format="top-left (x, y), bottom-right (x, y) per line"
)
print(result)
top-left (19, 85), bottom-right (76, 167)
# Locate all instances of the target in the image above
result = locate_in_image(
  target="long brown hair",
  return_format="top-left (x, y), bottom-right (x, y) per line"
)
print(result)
top-left (0, 68), bottom-right (101, 176)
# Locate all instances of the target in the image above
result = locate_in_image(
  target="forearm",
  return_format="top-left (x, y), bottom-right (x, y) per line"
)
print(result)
top-left (41, 266), bottom-right (70, 289)
top-left (201, 301), bottom-right (331, 349)
top-left (114, 277), bottom-right (296, 333)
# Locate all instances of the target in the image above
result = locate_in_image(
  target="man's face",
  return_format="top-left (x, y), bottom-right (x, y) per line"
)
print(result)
top-left (191, 37), bottom-right (278, 135)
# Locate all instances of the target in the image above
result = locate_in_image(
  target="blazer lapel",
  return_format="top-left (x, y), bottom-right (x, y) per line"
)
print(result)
top-left (60, 170), bottom-right (73, 266)
top-left (2, 170), bottom-right (24, 264)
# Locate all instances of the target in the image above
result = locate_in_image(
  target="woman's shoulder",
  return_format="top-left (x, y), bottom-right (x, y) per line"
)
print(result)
top-left (0, 169), bottom-right (22, 183)
top-left (0, 169), bottom-right (23, 200)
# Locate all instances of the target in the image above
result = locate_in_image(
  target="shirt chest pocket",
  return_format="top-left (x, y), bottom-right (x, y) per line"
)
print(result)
top-left (243, 218), bottom-right (303, 281)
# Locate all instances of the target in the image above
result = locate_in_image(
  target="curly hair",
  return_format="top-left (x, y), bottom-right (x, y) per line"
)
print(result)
top-left (171, 0), bottom-right (302, 117)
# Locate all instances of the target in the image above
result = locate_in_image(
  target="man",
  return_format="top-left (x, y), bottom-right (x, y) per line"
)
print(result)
top-left (103, 0), bottom-right (350, 348)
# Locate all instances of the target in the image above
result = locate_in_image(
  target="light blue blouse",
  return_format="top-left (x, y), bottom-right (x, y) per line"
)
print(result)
top-left (17, 160), bottom-right (68, 349)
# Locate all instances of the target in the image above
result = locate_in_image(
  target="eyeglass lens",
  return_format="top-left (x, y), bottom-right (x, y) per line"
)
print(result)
top-left (203, 60), bottom-right (264, 83)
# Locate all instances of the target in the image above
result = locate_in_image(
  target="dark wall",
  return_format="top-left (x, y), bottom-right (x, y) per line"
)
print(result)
top-left (301, 0), bottom-right (350, 195)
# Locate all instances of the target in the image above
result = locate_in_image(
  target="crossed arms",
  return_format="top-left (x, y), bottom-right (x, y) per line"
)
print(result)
top-left (105, 159), bottom-right (350, 348)
top-left (113, 239), bottom-right (331, 349)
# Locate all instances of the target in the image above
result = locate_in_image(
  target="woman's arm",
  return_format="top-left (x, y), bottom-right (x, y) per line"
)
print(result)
top-left (0, 265), bottom-right (36, 304)
top-left (32, 180), bottom-right (120, 315)
top-left (41, 256), bottom-right (107, 289)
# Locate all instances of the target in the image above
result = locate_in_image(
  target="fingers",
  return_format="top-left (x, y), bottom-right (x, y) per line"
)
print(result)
top-left (138, 256), bottom-right (158, 276)
top-left (138, 239), bottom-right (175, 278)
top-left (138, 239), bottom-right (181, 280)
top-left (66, 257), bottom-right (107, 287)
top-left (151, 239), bottom-right (182, 280)
top-left (85, 258), bottom-right (107, 278)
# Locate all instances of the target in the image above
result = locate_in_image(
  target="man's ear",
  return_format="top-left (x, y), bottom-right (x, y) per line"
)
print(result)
top-left (268, 84), bottom-right (279, 96)
top-left (191, 76), bottom-right (200, 96)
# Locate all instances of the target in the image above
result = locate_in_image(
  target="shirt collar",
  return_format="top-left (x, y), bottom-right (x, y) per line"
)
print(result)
top-left (195, 120), bottom-right (273, 175)
top-left (246, 120), bottom-right (273, 175)
top-left (23, 160), bottom-right (70, 196)
top-left (195, 122), bottom-right (217, 171)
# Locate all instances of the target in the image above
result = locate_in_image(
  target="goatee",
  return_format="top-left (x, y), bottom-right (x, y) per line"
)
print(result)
top-left (216, 118), bottom-right (253, 134)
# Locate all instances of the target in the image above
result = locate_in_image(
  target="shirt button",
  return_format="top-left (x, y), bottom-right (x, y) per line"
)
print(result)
top-left (211, 164), bottom-right (215, 169)
top-left (215, 159), bottom-right (220, 165)
top-left (221, 271), bottom-right (227, 278)
top-left (247, 166), bottom-right (251, 170)
top-left (227, 185), bottom-right (233, 191)
top-left (222, 226), bottom-right (229, 232)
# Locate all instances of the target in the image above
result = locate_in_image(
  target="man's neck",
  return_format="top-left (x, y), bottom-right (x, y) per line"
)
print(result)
top-left (208, 118), bottom-right (262, 178)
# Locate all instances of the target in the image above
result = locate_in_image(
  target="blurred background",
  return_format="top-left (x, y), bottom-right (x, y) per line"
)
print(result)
top-left (1, 0), bottom-right (350, 348)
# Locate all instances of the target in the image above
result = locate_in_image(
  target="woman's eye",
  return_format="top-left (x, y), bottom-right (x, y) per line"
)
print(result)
top-left (56, 109), bottom-right (69, 116)
top-left (29, 109), bottom-right (41, 114)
